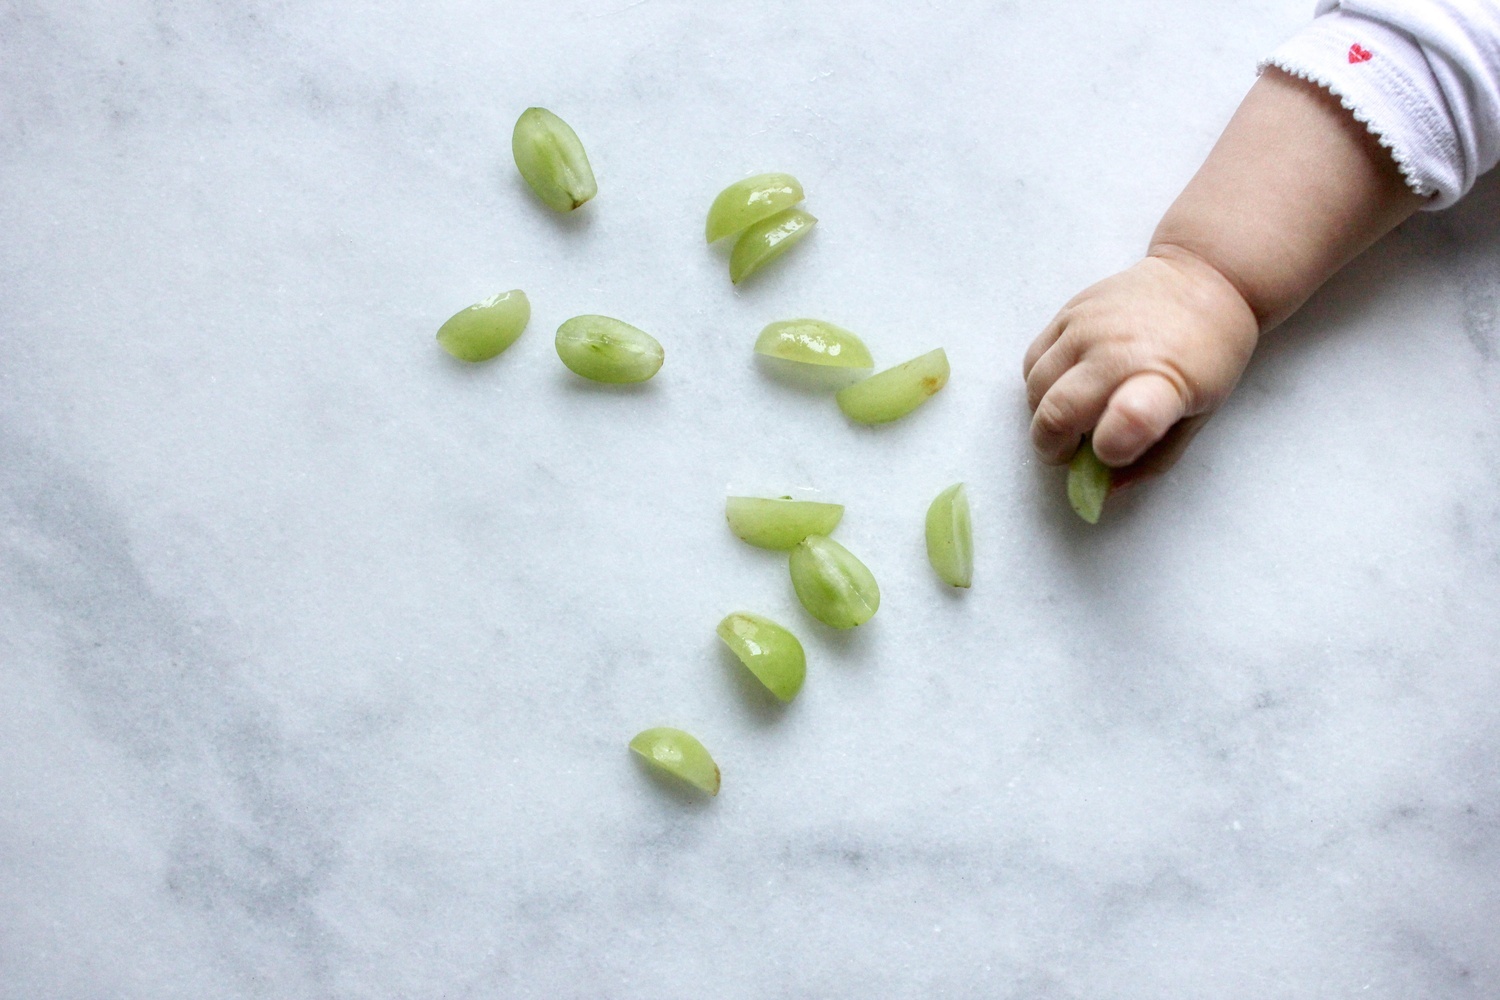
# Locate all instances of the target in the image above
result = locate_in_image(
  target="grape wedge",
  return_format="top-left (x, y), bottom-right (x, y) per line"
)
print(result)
top-left (556, 315), bottom-right (664, 383)
top-left (729, 208), bottom-right (817, 284)
top-left (789, 535), bottom-right (879, 629)
top-left (706, 173), bottom-right (804, 243)
top-left (629, 727), bottom-right (720, 795)
top-left (725, 496), bottom-right (844, 550)
top-left (435, 290), bottom-right (530, 362)
top-left (925, 483), bottom-right (973, 588)
top-left (754, 319), bottom-right (873, 369)
top-left (1067, 439), bottom-right (1111, 524)
top-left (835, 348), bottom-right (949, 425)
top-left (512, 107), bottom-right (597, 212)
top-left (716, 612), bottom-right (806, 702)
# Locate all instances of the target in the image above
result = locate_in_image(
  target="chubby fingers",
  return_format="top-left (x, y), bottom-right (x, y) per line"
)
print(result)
top-left (1022, 313), bottom-right (1066, 382)
top-left (1029, 364), bottom-right (1118, 464)
top-left (1092, 371), bottom-right (1188, 466)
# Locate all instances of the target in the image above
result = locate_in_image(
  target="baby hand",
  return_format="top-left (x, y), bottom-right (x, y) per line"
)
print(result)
top-left (1022, 247), bottom-right (1260, 484)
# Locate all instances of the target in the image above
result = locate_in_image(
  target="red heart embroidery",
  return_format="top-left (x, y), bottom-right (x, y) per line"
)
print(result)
top-left (1348, 43), bottom-right (1373, 63)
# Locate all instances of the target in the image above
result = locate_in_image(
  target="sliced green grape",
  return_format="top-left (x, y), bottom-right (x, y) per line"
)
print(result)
top-left (729, 208), bottom-right (817, 284)
top-left (716, 612), bottom-right (806, 702)
top-left (629, 727), bottom-right (720, 795)
top-left (1067, 438), bottom-right (1112, 524)
top-left (555, 315), bottom-right (664, 383)
top-left (725, 496), bottom-right (844, 550)
top-left (789, 534), bottom-right (879, 629)
top-left (435, 290), bottom-right (530, 362)
top-left (925, 483), bottom-right (973, 588)
top-left (512, 107), bottom-right (597, 212)
top-left (754, 319), bottom-right (873, 369)
top-left (706, 173), bottom-right (804, 243)
top-left (835, 348), bottom-right (949, 425)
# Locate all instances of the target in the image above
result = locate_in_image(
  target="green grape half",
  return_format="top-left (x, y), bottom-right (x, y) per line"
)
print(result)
top-left (729, 208), bottom-right (817, 284)
top-left (754, 319), bottom-right (873, 369)
top-left (789, 534), bottom-right (879, 629)
top-left (555, 315), bottom-right (664, 383)
top-left (512, 107), bottom-right (598, 212)
top-left (716, 612), bottom-right (806, 702)
top-left (1067, 438), bottom-right (1112, 524)
top-left (629, 727), bottom-right (720, 795)
top-left (706, 173), bottom-right (804, 243)
top-left (725, 496), bottom-right (844, 550)
top-left (925, 483), bottom-right (973, 588)
top-left (435, 290), bottom-right (530, 362)
top-left (835, 348), bottom-right (949, 425)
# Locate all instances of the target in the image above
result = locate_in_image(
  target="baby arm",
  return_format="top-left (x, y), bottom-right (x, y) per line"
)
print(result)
top-left (1024, 67), bottom-right (1426, 484)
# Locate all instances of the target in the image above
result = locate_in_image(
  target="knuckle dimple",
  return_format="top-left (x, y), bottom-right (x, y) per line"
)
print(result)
top-left (1033, 396), bottom-right (1074, 438)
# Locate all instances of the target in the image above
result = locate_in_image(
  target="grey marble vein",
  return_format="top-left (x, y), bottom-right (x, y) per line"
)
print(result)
top-left (3, 1), bottom-right (1499, 998)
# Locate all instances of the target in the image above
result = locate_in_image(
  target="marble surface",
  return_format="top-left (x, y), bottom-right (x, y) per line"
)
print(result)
top-left (4, 1), bottom-right (1499, 997)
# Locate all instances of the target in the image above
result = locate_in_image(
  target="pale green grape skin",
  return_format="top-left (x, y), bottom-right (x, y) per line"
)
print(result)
top-left (1067, 439), bottom-right (1112, 524)
top-left (925, 483), bottom-right (973, 588)
top-left (716, 612), bottom-right (806, 702)
top-left (512, 107), bottom-right (598, 212)
top-left (754, 320), bottom-right (874, 369)
top-left (555, 315), bottom-right (664, 383)
top-left (725, 496), bottom-right (844, 550)
top-left (788, 535), bottom-right (880, 629)
top-left (835, 348), bottom-right (950, 425)
top-left (629, 727), bottom-right (720, 795)
top-left (729, 208), bottom-right (817, 284)
top-left (706, 173), bottom-right (804, 243)
top-left (435, 290), bottom-right (531, 362)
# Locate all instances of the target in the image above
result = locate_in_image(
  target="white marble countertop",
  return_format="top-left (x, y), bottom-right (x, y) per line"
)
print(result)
top-left (4, 2), bottom-right (1499, 997)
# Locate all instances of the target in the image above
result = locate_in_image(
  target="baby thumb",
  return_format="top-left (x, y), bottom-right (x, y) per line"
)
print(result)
top-left (1093, 372), bottom-right (1187, 467)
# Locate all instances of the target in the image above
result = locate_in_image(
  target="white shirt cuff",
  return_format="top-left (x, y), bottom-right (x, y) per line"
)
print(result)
top-left (1260, 10), bottom-right (1459, 208)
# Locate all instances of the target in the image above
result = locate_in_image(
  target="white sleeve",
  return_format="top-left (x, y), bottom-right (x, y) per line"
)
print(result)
top-left (1260, 0), bottom-right (1500, 210)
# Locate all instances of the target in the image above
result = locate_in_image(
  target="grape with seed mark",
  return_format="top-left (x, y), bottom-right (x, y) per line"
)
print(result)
top-left (629, 727), bottom-right (720, 795)
top-left (512, 107), bottom-right (597, 212)
top-left (725, 496), bottom-right (844, 550)
top-left (555, 315), bottom-right (664, 383)
top-left (716, 612), bottom-right (806, 702)
top-left (435, 290), bottom-right (530, 362)
top-left (754, 319), bottom-right (873, 369)
top-left (706, 173), bottom-right (804, 243)
top-left (925, 483), bottom-right (973, 588)
top-left (836, 348), bottom-right (950, 425)
top-left (789, 534), bottom-right (880, 629)
top-left (729, 208), bottom-right (817, 284)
